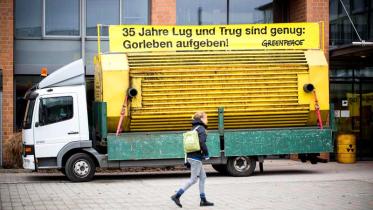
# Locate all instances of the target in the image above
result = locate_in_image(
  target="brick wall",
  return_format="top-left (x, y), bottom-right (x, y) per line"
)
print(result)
top-left (306, 0), bottom-right (330, 59)
top-left (289, 0), bottom-right (307, 22)
top-left (288, 0), bottom-right (329, 58)
top-left (151, 0), bottom-right (176, 25)
top-left (0, 0), bottom-right (14, 166)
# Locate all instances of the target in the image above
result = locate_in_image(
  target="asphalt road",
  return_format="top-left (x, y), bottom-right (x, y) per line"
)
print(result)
top-left (0, 160), bottom-right (372, 210)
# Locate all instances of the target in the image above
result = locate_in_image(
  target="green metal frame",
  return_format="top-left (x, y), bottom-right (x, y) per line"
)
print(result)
top-left (224, 128), bottom-right (333, 156)
top-left (92, 102), bottom-right (107, 139)
top-left (108, 132), bottom-right (220, 160)
top-left (103, 106), bottom-right (334, 161)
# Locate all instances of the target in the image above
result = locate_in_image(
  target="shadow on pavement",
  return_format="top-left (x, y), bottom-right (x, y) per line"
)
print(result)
top-left (24, 169), bottom-right (318, 183)
top-left (255, 169), bottom-right (319, 176)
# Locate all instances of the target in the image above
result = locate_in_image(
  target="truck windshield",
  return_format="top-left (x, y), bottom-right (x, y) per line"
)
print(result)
top-left (23, 99), bottom-right (35, 129)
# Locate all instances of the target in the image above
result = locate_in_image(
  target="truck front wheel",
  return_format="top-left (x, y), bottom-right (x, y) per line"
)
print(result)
top-left (227, 156), bottom-right (256, 177)
top-left (65, 153), bottom-right (96, 182)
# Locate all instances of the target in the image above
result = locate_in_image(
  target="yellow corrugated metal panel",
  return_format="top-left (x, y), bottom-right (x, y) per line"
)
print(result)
top-left (142, 90), bottom-right (298, 97)
top-left (127, 50), bottom-right (310, 131)
top-left (130, 110), bottom-right (310, 119)
top-left (94, 54), bottom-right (130, 128)
top-left (304, 50), bottom-right (329, 110)
top-left (130, 124), bottom-right (308, 132)
top-left (96, 50), bottom-right (329, 132)
top-left (131, 114), bottom-right (308, 122)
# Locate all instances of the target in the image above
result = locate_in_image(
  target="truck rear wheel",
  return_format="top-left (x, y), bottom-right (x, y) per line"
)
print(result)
top-left (227, 156), bottom-right (256, 177)
top-left (211, 164), bottom-right (228, 175)
top-left (65, 153), bottom-right (95, 182)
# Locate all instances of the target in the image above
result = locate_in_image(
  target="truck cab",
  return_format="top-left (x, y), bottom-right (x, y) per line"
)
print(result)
top-left (22, 59), bottom-right (96, 181)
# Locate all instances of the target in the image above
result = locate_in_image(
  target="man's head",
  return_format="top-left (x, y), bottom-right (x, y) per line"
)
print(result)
top-left (193, 111), bottom-right (208, 125)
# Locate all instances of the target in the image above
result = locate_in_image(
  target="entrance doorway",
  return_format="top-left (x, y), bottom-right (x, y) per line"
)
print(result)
top-left (330, 68), bottom-right (373, 160)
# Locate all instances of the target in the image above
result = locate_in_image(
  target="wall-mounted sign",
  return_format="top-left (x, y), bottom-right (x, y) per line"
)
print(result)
top-left (341, 110), bottom-right (350, 118)
top-left (342, 100), bottom-right (348, 107)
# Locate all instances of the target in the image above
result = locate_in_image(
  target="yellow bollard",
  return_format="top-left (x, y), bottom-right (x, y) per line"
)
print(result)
top-left (337, 134), bottom-right (356, 164)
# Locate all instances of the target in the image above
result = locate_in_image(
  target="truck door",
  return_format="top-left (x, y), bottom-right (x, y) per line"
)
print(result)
top-left (34, 94), bottom-right (80, 158)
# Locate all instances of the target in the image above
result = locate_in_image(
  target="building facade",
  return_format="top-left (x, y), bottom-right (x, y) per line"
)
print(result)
top-left (2, 0), bottom-right (371, 166)
top-left (329, 0), bottom-right (373, 160)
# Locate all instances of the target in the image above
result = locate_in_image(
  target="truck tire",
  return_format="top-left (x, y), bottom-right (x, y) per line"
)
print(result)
top-left (227, 156), bottom-right (256, 177)
top-left (211, 164), bottom-right (228, 175)
top-left (65, 153), bottom-right (96, 182)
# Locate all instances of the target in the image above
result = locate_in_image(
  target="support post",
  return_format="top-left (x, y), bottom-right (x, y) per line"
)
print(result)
top-left (97, 24), bottom-right (101, 54)
top-left (218, 107), bottom-right (224, 151)
top-left (258, 156), bottom-right (264, 173)
top-left (218, 107), bottom-right (224, 136)
top-left (330, 103), bottom-right (337, 132)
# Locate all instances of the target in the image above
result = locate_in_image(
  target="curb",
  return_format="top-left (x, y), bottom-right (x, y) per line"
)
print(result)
top-left (0, 168), bottom-right (33, 173)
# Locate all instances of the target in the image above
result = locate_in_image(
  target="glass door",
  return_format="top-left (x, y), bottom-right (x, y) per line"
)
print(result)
top-left (358, 80), bottom-right (373, 159)
top-left (330, 67), bottom-right (373, 160)
top-left (330, 82), bottom-right (355, 133)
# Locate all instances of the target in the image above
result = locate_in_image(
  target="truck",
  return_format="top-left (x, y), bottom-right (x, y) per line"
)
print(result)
top-left (22, 24), bottom-right (334, 182)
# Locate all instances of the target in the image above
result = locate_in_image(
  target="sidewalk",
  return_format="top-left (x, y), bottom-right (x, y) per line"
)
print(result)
top-left (0, 160), bottom-right (372, 210)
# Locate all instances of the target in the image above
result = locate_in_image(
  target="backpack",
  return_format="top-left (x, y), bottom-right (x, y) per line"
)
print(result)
top-left (183, 126), bottom-right (201, 153)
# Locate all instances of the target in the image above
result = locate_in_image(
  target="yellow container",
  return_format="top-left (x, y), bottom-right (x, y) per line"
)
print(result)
top-left (337, 134), bottom-right (356, 164)
top-left (95, 50), bottom-right (329, 132)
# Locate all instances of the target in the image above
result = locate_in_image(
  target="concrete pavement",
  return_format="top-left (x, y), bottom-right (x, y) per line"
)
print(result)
top-left (0, 160), bottom-right (372, 210)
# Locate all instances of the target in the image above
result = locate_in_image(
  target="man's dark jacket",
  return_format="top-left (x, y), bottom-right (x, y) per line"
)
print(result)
top-left (187, 119), bottom-right (209, 161)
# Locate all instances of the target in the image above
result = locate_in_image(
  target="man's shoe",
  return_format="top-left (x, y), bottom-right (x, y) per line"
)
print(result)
top-left (200, 200), bottom-right (214, 206)
top-left (171, 195), bottom-right (182, 208)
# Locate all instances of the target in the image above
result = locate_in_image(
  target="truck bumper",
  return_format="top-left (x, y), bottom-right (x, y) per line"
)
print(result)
top-left (23, 155), bottom-right (35, 170)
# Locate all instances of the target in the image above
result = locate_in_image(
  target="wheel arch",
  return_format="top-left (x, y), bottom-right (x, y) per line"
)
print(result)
top-left (57, 141), bottom-right (100, 168)
top-left (61, 149), bottom-right (100, 169)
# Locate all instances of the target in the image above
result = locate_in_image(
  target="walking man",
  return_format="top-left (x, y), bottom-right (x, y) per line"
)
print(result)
top-left (171, 111), bottom-right (214, 208)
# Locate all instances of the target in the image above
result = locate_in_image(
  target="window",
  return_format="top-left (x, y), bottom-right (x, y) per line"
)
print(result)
top-left (342, 18), bottom-right (352, 44)
top-left (15, 0), bottom-right (42, 37)
top-left (39, 96), bottom-right (74, 125)
top-left (351, 0), bottom-right (367, 13)
top-left (176, 0), bottom-right (273, 25)
top-left (229, 0), bottom-right (273, 24)
top-left (330, 22), bottom-right (341, 46)
top-left (177, 0), bottom-right (227, 25)
top-left (338, 0), bottom-right (350, 16)
top-left (330, 0), bottom-right (339, 21)
top-left (122, 0), bottom-right (149, 24)
top-left (45, 0), bottom-right (80, 36)
top-left (23, 100), bottom-right (36, 129)
top-left (370, 12), bottom-right (373, 39)
top-left (86, 0), bottom-right (149, 36)
top-left (86, 0), bottom-right (120, 36)
top-left (352, 14), bottom-right (369, 41)
top-left (329, 0), bottom-right (373, 47)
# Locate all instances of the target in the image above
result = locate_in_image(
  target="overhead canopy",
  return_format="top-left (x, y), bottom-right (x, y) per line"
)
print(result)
top-left (330, 44), bottom-right (373, 68)
top-left (38, 59), bottom-right (85, 89)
